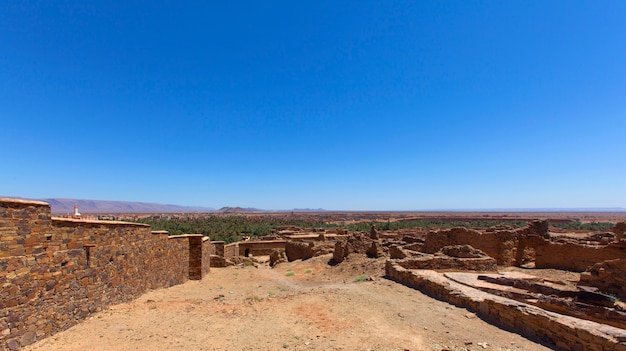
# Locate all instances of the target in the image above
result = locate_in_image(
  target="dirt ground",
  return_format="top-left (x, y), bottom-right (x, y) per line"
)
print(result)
top-left (24, 254), bottom-right (554, 351)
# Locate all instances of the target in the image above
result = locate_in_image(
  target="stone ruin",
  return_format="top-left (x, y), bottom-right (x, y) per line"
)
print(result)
top-left (211, 226), bottom-right (350, 267)
top-left (389, 244), bottom-right (498, 272)
top-left (381, 220), bottom-right (626, 351)
top-left (5, 197), bottom-right (626, 351)
top-left (211, 219), bottom-right (626, 350)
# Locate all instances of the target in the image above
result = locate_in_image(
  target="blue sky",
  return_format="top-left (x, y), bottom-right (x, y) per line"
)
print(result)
top-left (1, 1), bottom-right (625, 210)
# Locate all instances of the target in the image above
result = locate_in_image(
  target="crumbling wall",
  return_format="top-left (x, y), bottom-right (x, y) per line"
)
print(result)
top-left (422, 227), bottom-right (518, 265)
top-left (238, 240), bottom-right (286, 257)
top-left (579, 258), bottom-right (626, 300)
top-left (224, 242), bottom-right (239, 259)
top-left (613, 222), bottom-right (626, 241)
top-left (423, 221), bottom-right (626, 272)
top-left (331, 232), bottom-right (376, 264)
top-left (391, 245), bottom-right (497, 272)
top-left (385, 261), bottom-right (626, 351)
top-left (285, 241), bottom-right (314, 261)
top-left (393, 255), bottom-right (497, 272)
top-left (209, 241), bottom-right (227, 268)
top-left (420, 221), bottom-right (621, 270)
top-left (535, 240), bottom-right (626, 272)
top-left (0, 198), bottom-right (209, 350)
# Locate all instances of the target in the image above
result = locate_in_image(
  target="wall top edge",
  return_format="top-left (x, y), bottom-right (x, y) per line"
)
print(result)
top-left (239, 240), bottom-right (287, 244)
top-left (51, 217), bottom-right (151, 227)
top-left (0, 198), bottom-right (50, 206)
top-left (168, 234), bottom-right (204, 239)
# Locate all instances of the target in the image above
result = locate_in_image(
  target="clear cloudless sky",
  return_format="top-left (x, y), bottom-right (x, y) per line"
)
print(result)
top-left (1, 1), bottom-right (625, 210)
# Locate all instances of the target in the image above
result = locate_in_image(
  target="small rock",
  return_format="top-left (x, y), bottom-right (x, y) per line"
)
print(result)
top-left (477, 342), bottom-right (489, 349)
top-left (6, 340), bottom-right (19, 351)
top-left (21, 331), bottom-right (36, 345)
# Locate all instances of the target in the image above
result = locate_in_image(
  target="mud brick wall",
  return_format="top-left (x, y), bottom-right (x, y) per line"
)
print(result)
top-left (0, 198), bottom-right (209, 350)
top-left (535, 240), bottom-right (626, 272)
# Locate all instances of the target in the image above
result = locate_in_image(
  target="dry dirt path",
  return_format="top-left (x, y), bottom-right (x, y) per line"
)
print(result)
top-left (25, 255), bottom-right (554, 351)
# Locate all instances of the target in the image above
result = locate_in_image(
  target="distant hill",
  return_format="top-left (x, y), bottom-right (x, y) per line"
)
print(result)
top-left (217, 206), bottom-right (264, 213)
top-left (19, 198), bottom-right (214, 214)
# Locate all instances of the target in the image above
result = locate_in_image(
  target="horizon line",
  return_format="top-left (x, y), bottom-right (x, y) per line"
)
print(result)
top-left (2, 197), bottom-right (624, 213)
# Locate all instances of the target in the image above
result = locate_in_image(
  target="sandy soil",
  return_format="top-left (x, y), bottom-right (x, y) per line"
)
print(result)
top-left (25, 254), bottom-right (554, 351)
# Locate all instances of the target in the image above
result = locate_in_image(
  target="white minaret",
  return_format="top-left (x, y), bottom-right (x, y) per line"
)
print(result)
top-left (73, 204), bottom-right (81, 218)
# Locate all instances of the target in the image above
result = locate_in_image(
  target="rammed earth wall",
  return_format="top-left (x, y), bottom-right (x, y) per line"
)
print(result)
top-left (0, 198), bottom-right (210, 350)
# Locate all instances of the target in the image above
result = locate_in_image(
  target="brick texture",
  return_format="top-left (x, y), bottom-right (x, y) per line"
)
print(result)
top-left (0, 198), bottom-right (209, 350)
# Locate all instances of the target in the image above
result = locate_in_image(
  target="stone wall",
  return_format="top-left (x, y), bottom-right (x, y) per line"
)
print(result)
top-left (579, 258), bottom-right (626, 300)
top-left (202, 237), bottom-right (212, 277)
top-left (535, 240), bottom-right (626, 272)
top-left (0, 198), bottom-right (210, 350)
top-left (422, 223), bottom-right (625, 271)
top-left (224, 242), bottom-right (239, 259)
top-left (238, 240), bottom-right (286, 257)
top-left (385, 261), bottom-right (626, 351)
top-left (422, 227), bottom-right (519, 265)
top-left (392, 255), bottom-right (498, 272)
top-left (613, 222), bottom-right (626, 241)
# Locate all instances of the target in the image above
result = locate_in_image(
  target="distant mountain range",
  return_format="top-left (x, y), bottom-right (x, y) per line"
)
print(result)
top-left (217, 206), bottom-right (264, 213)
top-left (4, 196), bottom-right (620, 213)
top-left (3, 197), bottom-right (214, 214)
top-left (216, 207), bottom-right (328, 213)
top-left (0, 197), bottom-right (330, 213)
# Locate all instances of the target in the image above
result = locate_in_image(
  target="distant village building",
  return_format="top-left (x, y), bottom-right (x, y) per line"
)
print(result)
top-left (72, 204), bottom-right (81, 219)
